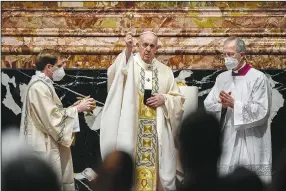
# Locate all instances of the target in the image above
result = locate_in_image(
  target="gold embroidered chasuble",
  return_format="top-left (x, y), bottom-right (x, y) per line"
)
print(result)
top-left (19, 72), bottom-right (78, 191)
top-left (101, 51), bottom-right (185, 191)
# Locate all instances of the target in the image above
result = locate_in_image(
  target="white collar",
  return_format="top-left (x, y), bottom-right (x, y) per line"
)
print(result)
top-left (134, 53), bottom-right (156, 71)
top-left (35, 71), bottom-right (54, 84)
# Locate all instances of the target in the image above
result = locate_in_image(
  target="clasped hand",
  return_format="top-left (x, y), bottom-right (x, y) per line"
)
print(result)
top-left (219, 91), bottom-right (234, 109)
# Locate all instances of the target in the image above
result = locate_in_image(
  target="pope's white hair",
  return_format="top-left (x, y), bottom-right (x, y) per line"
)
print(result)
top-left (139, 31), bottom-right (157, 37)
top-left (139, 31), bottom-right (158, 45)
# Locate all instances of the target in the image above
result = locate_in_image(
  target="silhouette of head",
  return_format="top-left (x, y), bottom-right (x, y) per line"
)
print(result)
top-left (178, 111), bottom-right (222, 177)
top-left (272, 148), bottom-right (286, 191)
top-left (2, 128), bottom-right (60, 191)
top-left (2, 155), bottom-right (61, 191)
top-left (221, 166), bottom-right (264, 191)
top-left (91, 151), bottom-right (134, 191)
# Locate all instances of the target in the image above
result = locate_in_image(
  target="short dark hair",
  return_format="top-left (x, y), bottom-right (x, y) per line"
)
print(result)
top-left (2, 155), bottom-right (61, 191)
top-left (35, 49), bottom-right (60, 71)
top-left (178, 111), bottom-right (222, 173)
top-left (91, 151), bottom-right (134, 191)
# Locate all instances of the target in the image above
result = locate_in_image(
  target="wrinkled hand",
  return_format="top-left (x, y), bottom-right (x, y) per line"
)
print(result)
top-left (76, 97), bottom-right (95, 113)
top-left (219, 91), bottom-right (234, 109)
top-left (146, 94), bottom-right (165, 108)
top-left (219, 97), bottom-right (228, 109)
top-left (72, 100), bottom-right (81, 106)
top-left (124, 32), bottom-right (133, 51)
top-left (124, 32), bottom-right (133, 62)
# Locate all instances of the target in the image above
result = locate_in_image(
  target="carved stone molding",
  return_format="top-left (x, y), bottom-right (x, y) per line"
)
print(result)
top-left (2, 37), bottom-right (285, 55)
top-left (1, 2), bottom-right (286, 69)
top-left (2, 55), bottom-right (285, 70)
top-left (2, 28), bottom-right (286, 37)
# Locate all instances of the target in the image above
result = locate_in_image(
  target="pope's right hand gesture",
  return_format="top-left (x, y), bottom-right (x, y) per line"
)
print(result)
top-left (124, 32), bottom-right (133, 61)
top-left (124, 32), bottom-right (133, 50)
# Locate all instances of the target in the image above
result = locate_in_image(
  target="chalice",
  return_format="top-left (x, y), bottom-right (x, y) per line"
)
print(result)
top-left (76, 96), bottom-right (97, 116)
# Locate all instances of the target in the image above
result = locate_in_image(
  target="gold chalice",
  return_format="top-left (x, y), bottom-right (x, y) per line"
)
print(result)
top-left (76, 96), bottom-right (96, 116)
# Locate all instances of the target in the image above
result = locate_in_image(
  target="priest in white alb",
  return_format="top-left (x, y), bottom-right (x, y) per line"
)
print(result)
top-left (100, 31), bottom-right (185, 190)
top-left (204, 37), bottom-right (272, 183)
top-left (20, 49), bottom-right (95, 191)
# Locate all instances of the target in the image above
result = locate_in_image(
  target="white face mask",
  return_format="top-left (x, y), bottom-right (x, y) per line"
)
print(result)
top-left (224, 57), bottom-right (239, 70)
top-left (52, 67), bottom-right (65, 81)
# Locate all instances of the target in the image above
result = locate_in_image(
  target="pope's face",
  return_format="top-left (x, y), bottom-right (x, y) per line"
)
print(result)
top-left (138, 34), bottom-right (158, 64)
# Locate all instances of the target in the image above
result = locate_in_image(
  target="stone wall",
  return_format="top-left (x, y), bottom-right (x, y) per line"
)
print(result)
top-left (2, 1), bottom-right (286, 69)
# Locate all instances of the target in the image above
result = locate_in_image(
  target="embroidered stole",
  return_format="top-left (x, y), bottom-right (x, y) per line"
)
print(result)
top-left (134, 63), bottom-right (159, 191)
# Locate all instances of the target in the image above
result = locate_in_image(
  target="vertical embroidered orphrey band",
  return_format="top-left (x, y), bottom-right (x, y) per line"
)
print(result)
top-left (24, 79), bottom-right (54, 136)
top-left (135, 66), bottom-right (159, 191)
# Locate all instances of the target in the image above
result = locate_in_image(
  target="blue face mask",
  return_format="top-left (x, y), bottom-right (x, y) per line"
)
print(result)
top-left (224, 57), bottom-right (239, 70)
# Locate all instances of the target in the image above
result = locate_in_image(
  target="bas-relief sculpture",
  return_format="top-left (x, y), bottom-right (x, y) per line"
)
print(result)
top-left (1, 2), bottom-right (286, 191)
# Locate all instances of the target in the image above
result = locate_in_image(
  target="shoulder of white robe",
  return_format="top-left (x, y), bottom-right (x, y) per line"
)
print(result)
top-left (31, 80), bottom-right (55, 99)
top-left (153, 58), bottom-right (168, 70)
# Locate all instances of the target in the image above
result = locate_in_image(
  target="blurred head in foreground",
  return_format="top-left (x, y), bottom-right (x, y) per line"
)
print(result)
top-left (2, 127), bottom-right (60, 191)
top-left (90, 151), bottom-right (134, 191)
top-left (178, 111), bottom-right (222, 184)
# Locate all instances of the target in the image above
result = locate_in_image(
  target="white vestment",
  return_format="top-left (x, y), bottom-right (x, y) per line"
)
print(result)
top-left (20, 71), bottom-right (79, 191)
top-left (100, 50), bottom-right (185, 190)
top-left (204, 68), bottom-right (272, 183)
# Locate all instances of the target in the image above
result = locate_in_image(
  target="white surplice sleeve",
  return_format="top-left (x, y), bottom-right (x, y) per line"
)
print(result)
top-left (107, 48), bottom-right (131, 91)
top-left (233, 75), bottom-right (271, 130)
top-left (204, 76), bottom-right (223, 119)
top-left (28, 82), bottom-right (78, 147)
top-left (101, 49), bottom-right (136, 159)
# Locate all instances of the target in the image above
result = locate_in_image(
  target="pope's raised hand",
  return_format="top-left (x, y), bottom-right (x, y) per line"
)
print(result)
top-left (124, 32), bottom-right (133, 50)
top-left (124, 32), bottom-right (133, 62)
